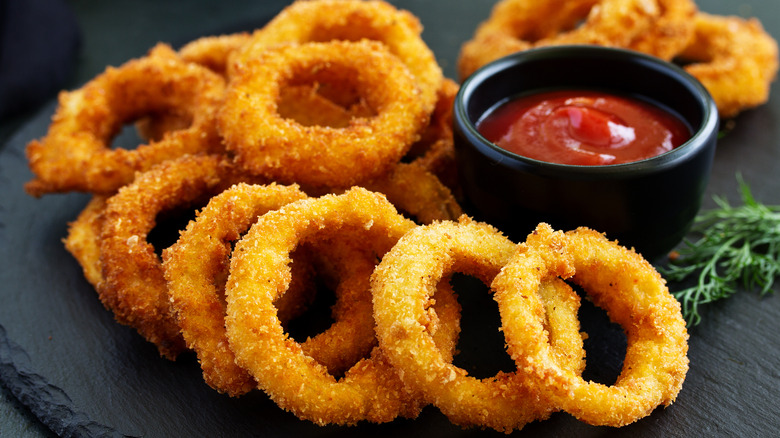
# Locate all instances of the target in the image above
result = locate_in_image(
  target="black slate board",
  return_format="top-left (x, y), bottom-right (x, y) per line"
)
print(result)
top-left (1, 0), bottom-right (780, 436)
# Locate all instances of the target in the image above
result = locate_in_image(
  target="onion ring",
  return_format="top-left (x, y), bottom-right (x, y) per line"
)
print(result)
top-left (224, 187), bottom-right (461, 424)
top-left (491, 223), bottom-right (689, 427)
top-left (165, 181), bottom-right (388, 392)
top-left (98, 154), bottom-right (260, 359)
top-left (622, 0), bottom-right (698, 61)
top-left (218, 40), bottom-right (429, 189)
top-left (25, 44), bottom-right (226, 196)
top-left (371, 217), bottom-right (586, 432)
top-left (457, 0), bottom-right (696, 80)
top-left (230, 0), bottom-right (443, 113)
top-left (66, 182), bottom-right (316, 389)
top-left (161, 183), bottom-right (310, 395)
top-left (677, 12), bottom-right (779, 118)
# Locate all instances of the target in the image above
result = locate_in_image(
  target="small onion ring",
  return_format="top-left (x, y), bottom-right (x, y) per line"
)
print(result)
top-left (491, 223), bottom-right (689, 427)
top-left (224, 187), bottom-right (460, 424)
top-left (371, 217), bottom-right (586, 433)
top-left (219, 40), bottom-right (428, 189)
top-left (132, 33), bottom-right (252, 140)
top-left (295, 241), bottom-right (384, 379)
top-left (25, 44), bottom-right (226, 196)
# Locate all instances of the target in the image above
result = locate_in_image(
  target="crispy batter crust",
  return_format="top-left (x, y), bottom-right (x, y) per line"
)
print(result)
top-left (25, 44), bottom-right (226, 196)
top-left (371, 218), bottom-right (586, 433)
top-left (492, 223), bottom-right (689, 427)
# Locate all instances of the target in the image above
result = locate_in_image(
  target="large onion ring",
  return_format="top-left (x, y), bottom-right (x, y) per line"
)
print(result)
top-left (224, 188), bottom-right (460, 424)
top-left (219, 40), bottom-right (428, 189)
top-left (25, 44), bottom-right (226, 196)
top-left (165, 181), bottom-right (386, 393)
top-left (230, 0), bottom-right (442, 113)
top-left (677, 12), bottom-right (779, 118)
top-left (491, 223), bottom-right (689, 427)
top-left (98, 154), bottom-right (259, 359)
top-left (161, 183), bottom-right (310, 395)
top-left (371, 217), bottom-right (586, 433)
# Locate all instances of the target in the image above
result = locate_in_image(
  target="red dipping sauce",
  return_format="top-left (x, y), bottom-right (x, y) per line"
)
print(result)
top-left (476, 89), bottom-right (691, 165)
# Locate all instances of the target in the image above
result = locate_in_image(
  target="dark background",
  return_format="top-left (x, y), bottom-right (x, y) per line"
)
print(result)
top-left (1, 0), bottom-right (779, 436)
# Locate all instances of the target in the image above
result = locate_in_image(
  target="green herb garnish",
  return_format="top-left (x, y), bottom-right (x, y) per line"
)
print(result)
top-left (662, 175), bottom-right (780, 326)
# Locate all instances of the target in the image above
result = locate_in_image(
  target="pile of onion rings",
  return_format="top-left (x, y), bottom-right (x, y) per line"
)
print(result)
top-left (25, 0), bottom-right (460, 201)
top-left (58, 174), bottom-right (689, 429)
top-left (42, 0), bottom-right (460, 381)
top-left (28, 0), bottom-right (693, 432)
top-left (371, 219), bottom-right (688, 431)
top-left (457, 0), bottom-right (778, 117)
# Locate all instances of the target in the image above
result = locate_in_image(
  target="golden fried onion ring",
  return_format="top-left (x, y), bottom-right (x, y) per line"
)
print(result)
top-left (678, 13), bottom-right (779, 118)
top-left (25, 44), bottom-right (226, 196)
top-left (492, 223), bottom-right (689, 427)
top-left (371, 218), bottom-right (586, 432)
top-left (457, 0), bottom-right (696, 80)
top-left (219, 40), bottom-right (428, 189)
top-left (161, 183), bottom-right (309, 395)
top-left (231, 0), bottom-right (443, 113)
top-left (98, 155), bottom-right (258, 359)
top-left (224, 188), bottom-right (461, 424)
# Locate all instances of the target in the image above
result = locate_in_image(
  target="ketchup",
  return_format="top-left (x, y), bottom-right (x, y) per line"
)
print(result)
top-left (476, 89), bottom-right (691, 165)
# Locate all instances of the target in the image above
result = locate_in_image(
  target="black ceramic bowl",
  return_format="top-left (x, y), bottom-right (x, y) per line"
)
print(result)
top-left (453, 45), bottom-right (719, 261)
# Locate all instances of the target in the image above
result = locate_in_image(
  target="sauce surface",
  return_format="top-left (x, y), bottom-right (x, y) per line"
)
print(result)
top-left (477, 89), bottom-right (691, 165)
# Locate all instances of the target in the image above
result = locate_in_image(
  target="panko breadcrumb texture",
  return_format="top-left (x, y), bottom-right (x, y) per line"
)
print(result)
top-left (370, 218), bottom-right (587, 433)
top-left (218, 40), bottom-right (430, 189)
top-left (32, 0), bottom-right (705, 431)
top-left (678, 12), bottom-right (779, 118)
top-left (492, 223), bottom-right (689, 427)
top-left (97, 154), bottom-right (260, 359)
top-left (161, 183), bottom-right (310, 396)
top-left (223, 188), bottom-right (461, 425)
top-left (25, 44), bottom-right (226, 196)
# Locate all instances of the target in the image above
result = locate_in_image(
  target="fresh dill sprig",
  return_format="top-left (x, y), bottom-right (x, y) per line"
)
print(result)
top-left (661, 175), bottom-right (780, 326)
